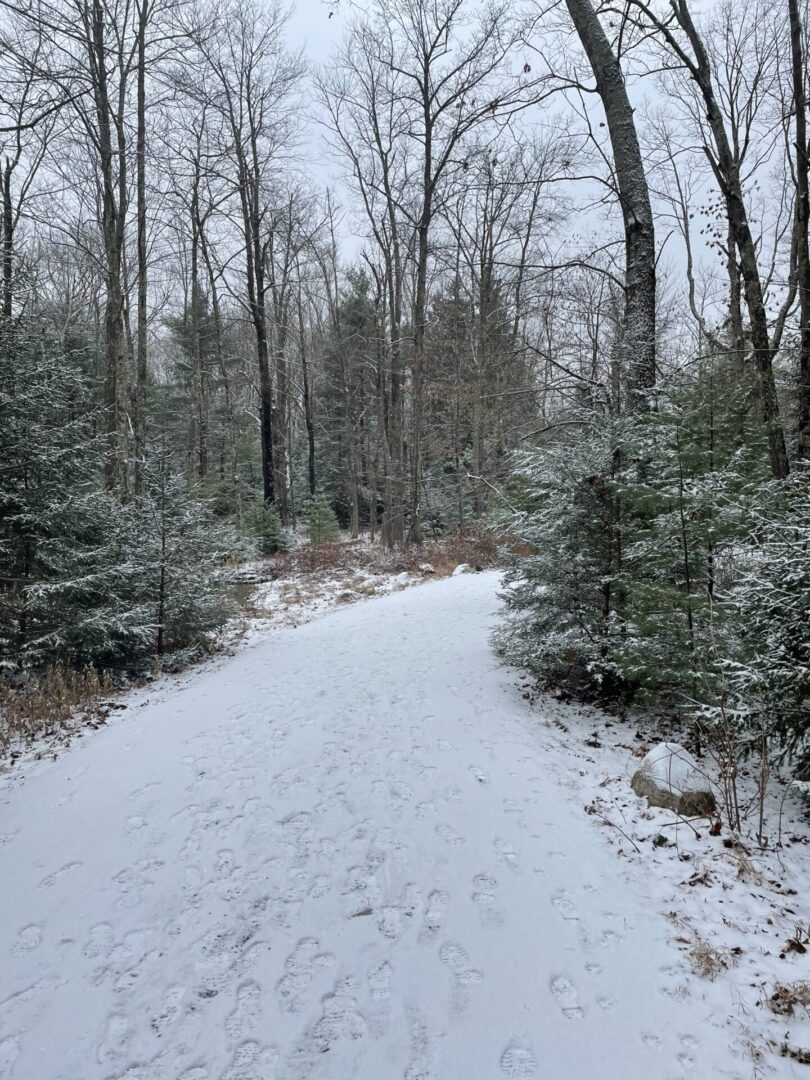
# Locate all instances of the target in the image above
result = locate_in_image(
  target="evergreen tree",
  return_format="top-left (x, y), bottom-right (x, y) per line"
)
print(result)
top-left (305, 494), bottom-right (340, 545)
top-left (245, 498), bottom-right (289, 555)
top-left (712, 473), bottom-right (810, 775)
top-left (0, 320), bottom-right (236, 671)
top-left (500, 359), bottom-right (771, 707)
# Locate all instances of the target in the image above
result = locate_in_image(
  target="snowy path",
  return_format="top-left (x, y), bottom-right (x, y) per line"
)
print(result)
top-left (1, 573), bottom-right (755, 1079)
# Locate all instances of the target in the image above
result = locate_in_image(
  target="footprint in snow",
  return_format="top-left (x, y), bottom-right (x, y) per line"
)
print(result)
top-left (677, 1033), bottom-right (699, 1070)
top-left (368, 960), bottom-right (392, 1001)
top-left (96, 1013), bottom-right (130, 1064)
top-left (275, 938), bottom-right (334, 1014)
top-left (472, 874), bottom-right (504, 928)
top-left (420, 889), bottom-right (449, 941)
top-left (226, 980), bottom-right (261, 1041)
top-left (14, 924), bottom-right (43, 954)
top-left (439, 940), bottom-right (483, 1012)
top-left (494, 838), bottom-right (520, 870)
top-left (550, 975), bottom-right (584, 1019)
top-left (367, 961), bottom-right (393, 1037)
top-left (150, 984), bottom-right (187, 1037)
top-left (500, 1038), bottom-right (538, 1077)
top-left (550, 893), bottom-right (579, 921)
top-left (436, 823), bottom-right (465, 845)
top-left (220, 1041), bottom-right (279, 1080)
top-left (38, 861), bottom-right (82, 889)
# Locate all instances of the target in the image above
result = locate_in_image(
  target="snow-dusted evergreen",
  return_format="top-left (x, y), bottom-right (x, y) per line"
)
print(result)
top-left (305, 493), bottom-right (340, 545)
top-left (500, 357), bottom-right (810, 780)
top-left (0, 322), bottom-right (235, 672)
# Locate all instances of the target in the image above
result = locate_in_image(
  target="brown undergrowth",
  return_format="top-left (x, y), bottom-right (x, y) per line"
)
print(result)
top-left (274, 524), bottom-right (509, 578)
top-left (0, 665), bottom-right (117, 761)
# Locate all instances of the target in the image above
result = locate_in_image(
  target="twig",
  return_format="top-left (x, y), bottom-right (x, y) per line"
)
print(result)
top-left (593, 811), bottom-right (642, 853)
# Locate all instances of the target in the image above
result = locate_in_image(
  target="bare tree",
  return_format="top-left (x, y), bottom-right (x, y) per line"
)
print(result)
top-left (619, 0), bottom-right (791, 477)
top-left (187, 0), bottom-right (302, 505)
top-left (564, 0), bottom-right (657, 411)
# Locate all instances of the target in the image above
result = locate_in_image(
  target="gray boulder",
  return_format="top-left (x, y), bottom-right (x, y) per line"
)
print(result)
top-left (631, 741), bottom-right (716, 817)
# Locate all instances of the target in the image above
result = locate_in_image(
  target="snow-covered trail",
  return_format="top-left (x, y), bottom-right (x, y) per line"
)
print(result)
top-left (1, 572), bottom-right (750, 1080)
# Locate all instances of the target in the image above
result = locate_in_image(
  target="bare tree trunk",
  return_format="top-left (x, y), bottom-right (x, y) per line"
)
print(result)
top-left (237, 159), bottom-right (274, 502)
top-left (270, 302), bottom-right (290, 521)
top-left (133, 0), bottom-right (149, 496)
top-left (410, 207), bottom-right (429, 543)
top-left (790, 0), bottom-right (810, 461)
top-left (198, 210), bottom-right (235, 484)
top-left (89, 0), bottom-right (128, 492)
top-left (727, 218), bottom-right (744, 371)
top-left (634, 0), bottom-right (789, 476)
top-left (297, 291), bottom-right (316, 496)
top-left (565, 0), bottom-right (656, 409)
top-left (189, 188), bottom-right (206, 478)
top-left (2, 159), bottom-right (12, 319)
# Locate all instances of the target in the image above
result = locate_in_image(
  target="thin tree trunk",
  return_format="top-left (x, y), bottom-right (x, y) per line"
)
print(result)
top-left (189, 190), bottom-right (206, 478)
top-left (133, 0), bottom-right (148, 496)
top-left (661, 0), bottom-right (789, 478)
top-left (790, 0), bottom-right (810, 461)
top-left (89, 0), bottom-right (128, 492)
top-left (2, 159), bottom-right (12, 319)
top-left (727, 218), bottom-right (744, 371)
top-left (298, 292), bottom-right (316, 496)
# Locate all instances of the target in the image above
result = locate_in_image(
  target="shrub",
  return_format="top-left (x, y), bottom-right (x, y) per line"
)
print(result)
top-left (305, 494), bottom-right (340, 545)
top-left (245, 498), bottom-right (289, 555)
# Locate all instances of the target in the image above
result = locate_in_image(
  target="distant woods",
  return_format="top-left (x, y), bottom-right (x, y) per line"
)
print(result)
top-left (2, 0), bottom-right (810, 684)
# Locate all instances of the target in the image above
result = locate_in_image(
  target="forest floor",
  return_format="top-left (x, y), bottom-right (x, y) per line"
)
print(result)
top-left (1, 570), bottom-right (810, 1079)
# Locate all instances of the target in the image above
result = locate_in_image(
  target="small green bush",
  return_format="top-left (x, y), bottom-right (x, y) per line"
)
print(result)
top-left (305, 494), bottom-right (340, 545)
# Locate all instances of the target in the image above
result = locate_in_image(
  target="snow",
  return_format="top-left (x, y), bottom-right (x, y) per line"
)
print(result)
top-left (228, 561), bottom-right (422, 647)
top-left (0, 572), bottom-right (806, 1078)
top-left (635, 742), bottom-right (711, 796)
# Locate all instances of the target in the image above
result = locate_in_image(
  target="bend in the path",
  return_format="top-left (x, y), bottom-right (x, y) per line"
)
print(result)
top-left (1, 573), bottom-right (756, 1079)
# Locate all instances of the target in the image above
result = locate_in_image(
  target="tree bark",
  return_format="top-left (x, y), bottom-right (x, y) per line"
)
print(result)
top-left (2, 159), bottom-right (12, 319)
top-left (565, 0), bottom-right (657, 409)
top-left (133, 0), bottom-right (149, 496)
top-left (297, 291), bottom-right (316, 496)
top-left (89, 0), bottom-right (128, 492)
top-left (790, 0), bottom-right (810, 461)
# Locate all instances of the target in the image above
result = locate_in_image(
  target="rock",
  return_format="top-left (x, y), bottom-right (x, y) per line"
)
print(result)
top-left (419, 562), bottom-right (436, 575)
top-left (631, 741), bottom-right (716, 817)
top-left (451, 563), bottom-right (471, 576)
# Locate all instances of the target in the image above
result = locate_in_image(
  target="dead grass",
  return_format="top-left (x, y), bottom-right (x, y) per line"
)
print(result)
top-left (768, 981), bottom-right (810, 1017)
top-left (271, 524), bottom-right (509, 581)
top-left (0, 665), bottom-right (115, 760)
top-left (689, 937), bottom-right (741, 980)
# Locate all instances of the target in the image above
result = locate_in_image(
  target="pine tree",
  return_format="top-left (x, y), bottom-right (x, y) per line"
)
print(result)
top-left (0, 320), bottom-right (236, 671)
top-left (498, 416), bottom-right (627, 697)
top-left (245, 499), bottom-right (289, 555)
top-left (499, 359), bottom-right (771, 707)
top-left (305, 494), bottom-right (340, 545)
top-left (713, 473), bottom-right (810, 775)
